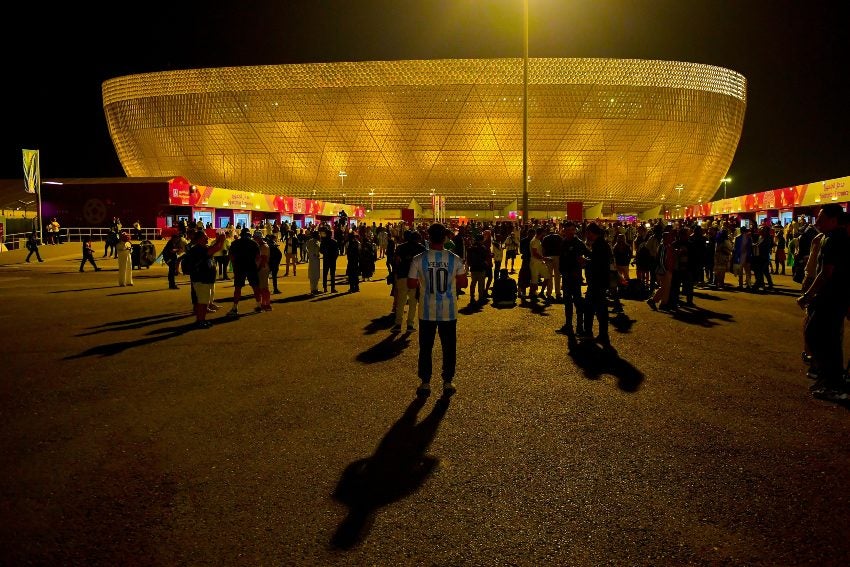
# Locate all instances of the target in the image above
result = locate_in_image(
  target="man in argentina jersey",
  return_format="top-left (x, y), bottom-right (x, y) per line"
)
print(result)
top-left (407, 223), bottom-right (469, 397)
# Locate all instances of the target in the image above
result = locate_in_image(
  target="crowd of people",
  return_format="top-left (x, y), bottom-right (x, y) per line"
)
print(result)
top-left (61, 208), bottom-right (850, 401)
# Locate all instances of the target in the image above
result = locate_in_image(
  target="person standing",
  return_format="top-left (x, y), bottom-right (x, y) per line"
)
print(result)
top-left (542, 228), bottom-right (564, 301)
top-left (79, 237), bottom-right (101, 272)
top-left (25, 231), bottom-right (44, 263)
top-left (306, 231), bottom-right (322, 295)
top-left (774, 230), bottom-right (787, 275)
top-left (162, 232), bottom-right (185, 289)
top-left (392, 231), bottom-right (426, 331)
top-left (346, 233), bottom-right (361, 292)
top-left (184, 231), bottom-right (225, 329)
top-left (503, 230), bottom-right (519, 274)
top-left (254, 230), bottom-right (272, 311)
top-left (116, 232), bottom-right (134, 286)
top-left (407, 223), bottom-right (468, 397)
top-left (797, 206), bottom-right (850, 401)
top-left (283, 229), bottom-right (298, 276)
top-left (48, 218), bottom-right (61, 244)
top-left (267, 234), bottom-right (283, 294)
top-left (529, 227), bottom-right (552, 301)
top-left (227, 228), bottom-right (261, 316)
top-left (465, 234), bottom-right (489, 303)
top-left (319, 229), bottom-right (339, 293)
top-left (712, 230), bottom-right (733, 290)
top-left (647, 230), bottom-right (675, 310)
top-left (582, 223), bottom-right (614, 346)
top-left (558, 222), bottom-right (588, 337)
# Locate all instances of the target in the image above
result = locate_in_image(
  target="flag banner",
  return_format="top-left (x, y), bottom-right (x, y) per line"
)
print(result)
top-left (22, 149), bottom-right (40, 194)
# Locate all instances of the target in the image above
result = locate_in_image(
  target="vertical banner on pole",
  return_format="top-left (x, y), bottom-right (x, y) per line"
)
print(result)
top-left (22, 149), bottom-right (43, 238)
top-left (22, 149), bottom-right (39, 194)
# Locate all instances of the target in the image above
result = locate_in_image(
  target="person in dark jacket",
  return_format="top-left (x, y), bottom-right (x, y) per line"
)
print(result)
top-left (319, 230), bottom-right (339, 293)
top-left (25, 231), bottom-right (44, 263)
top-left (79, 237), bottom-right (101, 272)
top-left (558, 222), bottom-right (588, 336)
top-left (582, 223), bottom-right (613, 346)
top-left (346, 233), bottom-right (361, 292)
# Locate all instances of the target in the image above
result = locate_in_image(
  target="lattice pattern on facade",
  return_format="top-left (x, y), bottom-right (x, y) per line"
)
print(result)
top-left (103, 58), bottom-right (746, 212)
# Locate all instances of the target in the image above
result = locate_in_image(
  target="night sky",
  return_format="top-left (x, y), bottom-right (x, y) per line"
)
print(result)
top-left (2, 0), bottom-right (846, 199)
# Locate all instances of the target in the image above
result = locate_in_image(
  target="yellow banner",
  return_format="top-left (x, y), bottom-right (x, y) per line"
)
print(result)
top-left (22, 149), bottom-right (39, 194)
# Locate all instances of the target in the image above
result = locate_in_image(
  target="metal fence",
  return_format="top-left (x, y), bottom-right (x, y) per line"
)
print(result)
top-left (2, 228), bottom-right (166, 251)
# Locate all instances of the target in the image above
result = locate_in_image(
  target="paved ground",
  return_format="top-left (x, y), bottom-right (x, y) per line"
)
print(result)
top-left (2, 243), bottom-right (850, 566)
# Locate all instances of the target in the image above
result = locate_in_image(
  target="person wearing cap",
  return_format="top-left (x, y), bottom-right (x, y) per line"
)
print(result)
top-left (227, 228), bottom-right (261, 316)
top-left (407, 223), bottom-right (468, 397)
top-left (116, 231), bottom-right (134, 287)
top-left (183, 231), bottom-right (225, 329)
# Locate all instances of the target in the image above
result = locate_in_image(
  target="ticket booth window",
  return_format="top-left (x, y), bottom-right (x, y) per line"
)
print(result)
top-left (195, 211), bottom-right (213, 227)
top-left (234, 212), bottom-right (251, 229)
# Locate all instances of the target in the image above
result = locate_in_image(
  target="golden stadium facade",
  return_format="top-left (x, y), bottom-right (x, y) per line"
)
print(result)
top-left (102, 58), bottom-right (746, 214)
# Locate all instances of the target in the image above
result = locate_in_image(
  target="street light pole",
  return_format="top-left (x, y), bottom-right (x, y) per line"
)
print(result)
top-left (721, 177), bottom-right (731, 200)
top-left (521, 0), bottom-right (529, 222)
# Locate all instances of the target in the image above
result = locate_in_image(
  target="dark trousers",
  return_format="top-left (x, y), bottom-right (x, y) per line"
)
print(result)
top-left (323, 259), bottom-right (337, 291)
top-left (805, 301), bottom-right (846, 387)
top-left (753, 259), bottom-right (773, 290)
top-left (270, 264), bottom-right (280, 291)
top-left (26, 248), bottom-right (43, 262)
top-left (418, 319), bottom-right (458, 383)
top-left (167, 259), bottom-right (179, 287)
top-left (583, 286), bottom-right (608, 338)
top-left (216, 256), bottom-right (229, 279)
top-left (348, 272), bottom-right (359, 291)
top-left (563, 276), bottom-right (584, 331)
top-left (79, 254), bottom-right (98, 271)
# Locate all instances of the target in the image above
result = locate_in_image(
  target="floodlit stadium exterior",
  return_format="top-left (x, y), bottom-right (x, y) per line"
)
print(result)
top-left (102, 58), bottom-right (746, 215)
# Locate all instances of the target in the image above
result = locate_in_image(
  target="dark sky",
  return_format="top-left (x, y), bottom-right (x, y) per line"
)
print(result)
top-left (2, 0), bottom-right (847, 199)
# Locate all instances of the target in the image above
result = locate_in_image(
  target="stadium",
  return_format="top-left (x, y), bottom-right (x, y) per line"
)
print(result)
top-left (102, 58), bottom-right (746, 218)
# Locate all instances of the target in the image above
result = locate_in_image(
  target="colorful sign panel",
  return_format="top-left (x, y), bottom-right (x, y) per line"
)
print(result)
top-left (166, 179), bottom-right (364, 218)
top-left (680, 175), bottom-right (849, 218)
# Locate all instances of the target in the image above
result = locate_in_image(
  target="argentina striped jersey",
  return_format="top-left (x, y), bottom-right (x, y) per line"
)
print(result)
top-left (408, 249), bottom-right (466, 321)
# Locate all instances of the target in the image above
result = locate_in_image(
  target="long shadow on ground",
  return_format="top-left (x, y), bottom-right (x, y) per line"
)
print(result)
top-left (568, 339), bottom-right (645, 393)
top-left (77, 312), bottom-right (191, 336)
top-left (356, 331), bottom-right (413, 363)
top-left (64, 317), bottom-right (238, 359)
top-left (670, 305), bottom-right (734, 327)
top-left (363, 313), bottom-right (397, 335)
top-left (330, 396), bottom-right (449, 549)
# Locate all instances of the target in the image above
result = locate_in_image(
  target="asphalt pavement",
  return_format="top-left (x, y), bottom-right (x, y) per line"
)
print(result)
top-left (2, 243), bottom-right (850, 566)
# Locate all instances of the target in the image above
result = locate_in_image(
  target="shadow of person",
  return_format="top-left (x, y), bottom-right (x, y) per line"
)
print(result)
top-left (458, 301), bottom-right (485, 316)
top-left (275, 292), bottom-right (314, 304)
top-left (567, 339), bottom-right (645, 393)
top-left (363, 313), bottom-right (397, 335)
top-left (356, 333), bottom-right (412, 363)
top-left (330, 396), bottom-right (450, 550)
top-left (671, 305), bottom-right (734, 327)
top-left (610, 311), bottom-right (636, 334)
